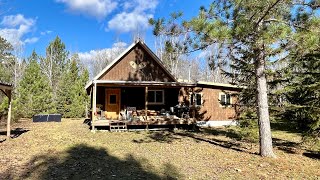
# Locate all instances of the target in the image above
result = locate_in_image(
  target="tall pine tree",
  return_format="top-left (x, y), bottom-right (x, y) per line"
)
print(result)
top-left (151, 0), bottom-right (320, 157)
top-left (57, 54), bottom-right (89, 118)
top-left (40, 36), bottom-right (69, 112)
top-left (15, 50), bottom-right (54, 118)
top-left (280, 5), bottom-right (320, 139)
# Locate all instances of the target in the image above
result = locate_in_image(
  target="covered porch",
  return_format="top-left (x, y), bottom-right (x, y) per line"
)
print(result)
top-left (86, 80), bottom-right (196, 131)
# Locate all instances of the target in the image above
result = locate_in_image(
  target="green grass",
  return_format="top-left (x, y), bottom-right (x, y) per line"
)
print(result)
top-left (0, 119), bottom-right (319, 179)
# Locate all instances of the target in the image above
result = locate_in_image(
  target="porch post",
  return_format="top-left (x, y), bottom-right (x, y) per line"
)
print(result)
top-left (6, 90), bottom-right (11, 138)
top-left (85, 103), bottom-right (88, 119)
top-left (145, 86), bottom-right (148, 130)
top-left (92, 82), bottom-right (97, 132)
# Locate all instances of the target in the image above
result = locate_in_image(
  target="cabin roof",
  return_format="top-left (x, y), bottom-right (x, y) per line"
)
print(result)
top-left (197, 81), bottom-right (241, 89)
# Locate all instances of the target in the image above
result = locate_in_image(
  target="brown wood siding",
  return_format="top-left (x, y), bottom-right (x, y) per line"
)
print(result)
top-left (198, 88), bottom-right (238, 121)
top-left (99, 44), bottom-right (175, 82)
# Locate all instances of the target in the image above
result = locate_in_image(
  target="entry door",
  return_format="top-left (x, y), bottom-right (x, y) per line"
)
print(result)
top-left (105, 88), bottom-right (121, 119)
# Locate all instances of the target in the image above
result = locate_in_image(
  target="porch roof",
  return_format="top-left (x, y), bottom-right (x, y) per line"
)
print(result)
top-left (0, 81), bottom-right (13, 91)
top-left (85, 80), bottom-right (196, 90)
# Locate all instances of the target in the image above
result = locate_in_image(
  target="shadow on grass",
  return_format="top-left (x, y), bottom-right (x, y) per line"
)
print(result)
top-left (1, 144), bottom-right (183, 179)
top-left (272, 138), bottom-right (301, 154)
top-left (133, 131), bottom-right (181, 144)
top-left (200, 127), bottom-right (242, 140)
top-left (0, 128), bottom-right (29, 143)
top-left (175, 132), bottom-right (257, 155)
top-left (83, 118), bottom-right (91, 126)
top-left (133, 129), bottom-right (257, 155)
top-left (271, 121), bottom-right (301, 134)
top-left (303, 150), bottom-right (320, 160)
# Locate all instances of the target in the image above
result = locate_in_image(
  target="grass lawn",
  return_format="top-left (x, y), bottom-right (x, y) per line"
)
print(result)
top-left (0, 119), bottom-right (319, 179)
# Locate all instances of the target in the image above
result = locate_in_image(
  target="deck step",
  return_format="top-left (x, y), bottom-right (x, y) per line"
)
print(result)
top-left (109, 121), bottom-right (128, 132)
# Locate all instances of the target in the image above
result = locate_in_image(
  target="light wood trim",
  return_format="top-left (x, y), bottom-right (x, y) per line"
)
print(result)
top-left (0, 84), bottom-right (13, 91)
top-left (6, 90), bottom-right (11, 138)
top-left (219, 92), bottom-right (232, 107)
top-left (145, 86), bottom-right (148, 129)
top-left (105, 88), bottom-right (121, 113)
top-left (92, 82), bottom-right (97, 132)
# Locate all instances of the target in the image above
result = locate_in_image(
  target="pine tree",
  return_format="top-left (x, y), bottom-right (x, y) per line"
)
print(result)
top-left (280, 6), bottom-right (320, 138)
top-left (15, 50), bottom-right (54, 118)
top-left (0, 36), bottom-right (13, 120)
top-left (0, 36), bottom-right (13, 83)
top-left (40, 36), bottom-right (69, 112)
top-left (150, 0), bottom-right (320, 157)
top-left (57, 54), bottom-right (89, 118)
top-left (70, 64), bottom-right (89, 118)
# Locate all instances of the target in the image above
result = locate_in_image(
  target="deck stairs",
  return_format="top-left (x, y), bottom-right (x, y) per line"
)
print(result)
top-left (109, 121), bottom-right (128, 132)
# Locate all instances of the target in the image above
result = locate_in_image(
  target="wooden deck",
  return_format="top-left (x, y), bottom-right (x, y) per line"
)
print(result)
top-left (92, 117), bottom-right (196, 127)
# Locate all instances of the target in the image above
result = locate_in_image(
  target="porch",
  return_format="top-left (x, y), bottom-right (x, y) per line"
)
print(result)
top-left (87, 80), bottom-right (197, 131)
top-left (92, 117), bottom-right (196, 132)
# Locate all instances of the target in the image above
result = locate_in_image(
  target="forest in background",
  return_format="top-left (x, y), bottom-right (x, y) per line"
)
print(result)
top-left (0, 0), bottom-right (319, 156)
top-left (0, 36), bottom-right (89, 120)
top-left (148, 0), bottom-right (320, 155)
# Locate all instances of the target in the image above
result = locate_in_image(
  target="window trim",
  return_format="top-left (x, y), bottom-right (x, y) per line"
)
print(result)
top-left (191, 92), bottom-right (203, 107)
top-left (219, 92), bottom-right (232, 107)
top-left (148, 89), bottom-right (165, 105)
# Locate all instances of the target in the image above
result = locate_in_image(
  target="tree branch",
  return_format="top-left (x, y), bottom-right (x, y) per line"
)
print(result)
top-left (254, 0), bottom-right (282, 29)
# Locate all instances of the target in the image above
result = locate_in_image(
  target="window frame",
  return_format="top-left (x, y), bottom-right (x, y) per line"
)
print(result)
top-left (191, 93), bottom-right (203, 107)
top-left (148, 89), bottom-right (165, 105)
top-left (219, 92), bottom-right (232, 107)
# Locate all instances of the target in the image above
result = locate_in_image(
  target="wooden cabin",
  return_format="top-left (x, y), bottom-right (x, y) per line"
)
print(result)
top-left (85, 40), bottom-right (241, 131)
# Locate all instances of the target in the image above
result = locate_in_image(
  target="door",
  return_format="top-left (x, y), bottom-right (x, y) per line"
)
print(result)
top-left (105, 88), bottom-right (121, 119)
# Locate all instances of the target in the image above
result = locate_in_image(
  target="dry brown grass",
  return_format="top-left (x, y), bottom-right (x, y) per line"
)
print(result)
top-left (0, 119), bottom-right (319, 179)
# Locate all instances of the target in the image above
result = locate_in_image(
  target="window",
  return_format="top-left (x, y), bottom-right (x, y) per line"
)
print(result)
top-left (191, 93), bottom-right (202, 106)
top-left (109, 94), bottom-right (117, 104)
top-left (148, 90), bottom-right (164, 104)
top-left (219, 93), bottom-right (231, 106)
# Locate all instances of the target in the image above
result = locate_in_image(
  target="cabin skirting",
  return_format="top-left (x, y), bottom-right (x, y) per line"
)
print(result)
top-left (196, 120), bottom-right (238, 127)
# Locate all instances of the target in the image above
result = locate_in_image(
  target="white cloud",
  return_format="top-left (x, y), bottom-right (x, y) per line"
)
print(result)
top-left (107, 0), bottom-right (158, 33)
top-left (134, 0), bottom-right (158, 12)
top-left (56, 0), bottom-right (118, 19)
top-left (1, 14), bottom-right (35, 28)
top-left (24, 37), bottom-right (39, 44)
top-left (78, 41), bottom-right (127, 78)
top-left (78, 41), bottom-right (127, 63)
top-left (40, 30), bottom-right (52, 35)
top-left (123, 2), bottom-right (133, 10)
top-left (0, 14), bottom-right (37, 48)
top-left (107, 11), bottom-right (153, 33)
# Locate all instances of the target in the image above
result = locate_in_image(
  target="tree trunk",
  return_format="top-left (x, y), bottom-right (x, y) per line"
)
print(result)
top-left (255, 51), bottom-right (276, 158)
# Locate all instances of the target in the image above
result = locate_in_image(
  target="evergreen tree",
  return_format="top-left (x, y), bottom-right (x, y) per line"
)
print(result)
top-left (71, 63), bottom-right (89, 118)
top-left (40, 36), bottom-right (69, 112)
top-left (0, 36), bottom-right (14, 83)
top-left (15, 50), bottom-right (54, 118)
top-left (0, 36), bottom-right (13, 120)
top-left (57, 54), bottom-right (88, 118)
top-left (151, 0), bottom-right (319, 157)
top-left (280, 7), bottom-right (320, 138)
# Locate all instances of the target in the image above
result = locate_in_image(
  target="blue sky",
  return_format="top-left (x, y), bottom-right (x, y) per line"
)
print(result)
top-left (0, 0), bottom-right (212, 59)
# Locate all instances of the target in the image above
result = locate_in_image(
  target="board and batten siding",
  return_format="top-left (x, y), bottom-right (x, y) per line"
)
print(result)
top-left (197, 88), bottom-right (238, 121)
top-left (99, 44), bottom-right (175, 82)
